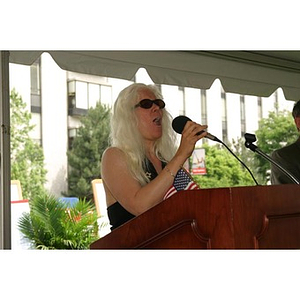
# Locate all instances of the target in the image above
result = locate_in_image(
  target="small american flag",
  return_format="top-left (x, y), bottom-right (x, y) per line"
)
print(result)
top-left (163, 167), bottom-right (200, 200)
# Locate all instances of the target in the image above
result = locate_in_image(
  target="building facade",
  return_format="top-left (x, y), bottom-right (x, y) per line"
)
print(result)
top-left (9, 53), bottom-right (294, 197)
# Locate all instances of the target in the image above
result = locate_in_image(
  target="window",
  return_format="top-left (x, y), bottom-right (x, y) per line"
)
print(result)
top-left (178, 86), bottom-right (185, 115)
top-left (30, 113), bottom-right (42, 145)
top-left (257, 97), bottom-right (262, 121)
top-left (68, 80), bottom-right (112, 115)
top-left (30, 58), bottom-right (41, 113)
top-left (30, 59), bottom-right (42, 144)
top-left (221, 88), bottom-right (228, 143)
top-left (240, 95), bottom-right (246, 136)
top-left (200, 89), bottom-right (207, 125)
top-left (76, 81), bottom-right (88, 110)
top-left (89, 83), bottom-right (100, 108)
top-left (68, 128), bottom-right (78, 150)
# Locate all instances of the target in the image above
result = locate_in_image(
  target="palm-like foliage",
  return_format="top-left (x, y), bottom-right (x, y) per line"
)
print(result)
top-left (18, 193), bottom-right (99, 249)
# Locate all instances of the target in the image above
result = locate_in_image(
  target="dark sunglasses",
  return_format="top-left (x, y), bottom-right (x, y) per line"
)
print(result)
top-left (134, 99), bottom-right (165, 109)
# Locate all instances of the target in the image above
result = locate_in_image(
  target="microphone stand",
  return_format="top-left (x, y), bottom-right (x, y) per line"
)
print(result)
top-left (244, 133), bottom-right (300, 185)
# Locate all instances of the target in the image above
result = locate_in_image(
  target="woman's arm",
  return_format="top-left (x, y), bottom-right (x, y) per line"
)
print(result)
top-left (101, 121), bottom-right (207, 216)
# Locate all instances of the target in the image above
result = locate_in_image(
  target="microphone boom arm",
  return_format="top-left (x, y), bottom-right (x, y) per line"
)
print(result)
top-left (244, 133), bottom-right (299, 185)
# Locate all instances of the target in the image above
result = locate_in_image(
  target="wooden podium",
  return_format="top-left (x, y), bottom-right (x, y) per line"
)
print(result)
top-left (90, 184), bottom-right (300, 249)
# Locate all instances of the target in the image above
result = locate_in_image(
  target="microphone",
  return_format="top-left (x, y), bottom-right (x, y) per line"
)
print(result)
top-left (172, 115), bottom-right (220, 142)
top-left (172, 115), bottom-right (259, 185)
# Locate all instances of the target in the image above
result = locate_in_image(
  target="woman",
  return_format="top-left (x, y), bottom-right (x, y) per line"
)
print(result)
top-left (101, 83), bottom-right (208, 230)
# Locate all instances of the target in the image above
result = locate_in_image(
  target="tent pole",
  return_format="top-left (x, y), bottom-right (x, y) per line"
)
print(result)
top-left (0, 51), bottom-right (11, 249)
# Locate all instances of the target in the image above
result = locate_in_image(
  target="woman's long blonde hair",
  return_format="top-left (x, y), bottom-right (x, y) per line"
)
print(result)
top-left (110, 83), bottom-right (177, 185)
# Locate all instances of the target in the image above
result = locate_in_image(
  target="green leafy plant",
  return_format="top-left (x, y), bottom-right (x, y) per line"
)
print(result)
top-left (18, 193), bottom-right (99, 249)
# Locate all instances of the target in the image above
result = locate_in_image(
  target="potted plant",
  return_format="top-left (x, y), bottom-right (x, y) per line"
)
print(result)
top-left (18, 192), bottom-right (99, 249)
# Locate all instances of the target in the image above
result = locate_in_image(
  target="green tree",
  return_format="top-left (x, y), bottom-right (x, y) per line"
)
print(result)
top-left (231, 137), bottom-right (265, 184)
top-left (254, 110), bottom-right (298, 183)
top-left (192, 143), bottom-right (255, 188)
top-left (10, 88), bottom-right (47, 200)
top-left (66, 103), bottom-right (111, 199)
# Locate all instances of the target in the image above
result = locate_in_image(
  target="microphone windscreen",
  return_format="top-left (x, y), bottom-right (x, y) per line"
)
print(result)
top-left (172, 115), bottom-right (191, 134)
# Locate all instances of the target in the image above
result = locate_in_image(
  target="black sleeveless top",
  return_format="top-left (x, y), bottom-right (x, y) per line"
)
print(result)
top-left (107, 159), bottom-right (166, 230)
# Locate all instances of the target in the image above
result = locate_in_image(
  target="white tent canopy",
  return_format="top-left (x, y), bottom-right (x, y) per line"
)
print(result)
top-left (2, 50), bottom-right (300, 248)
top-left (9, 50), bottom-right (300, 101)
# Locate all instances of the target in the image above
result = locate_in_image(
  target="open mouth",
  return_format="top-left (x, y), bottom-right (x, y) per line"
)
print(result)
top-left (153, 117), bottom-right (162, 126)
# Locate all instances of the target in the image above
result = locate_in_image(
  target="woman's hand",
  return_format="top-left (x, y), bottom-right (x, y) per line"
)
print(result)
top-left (176, 121), bottom-right (208, 160)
